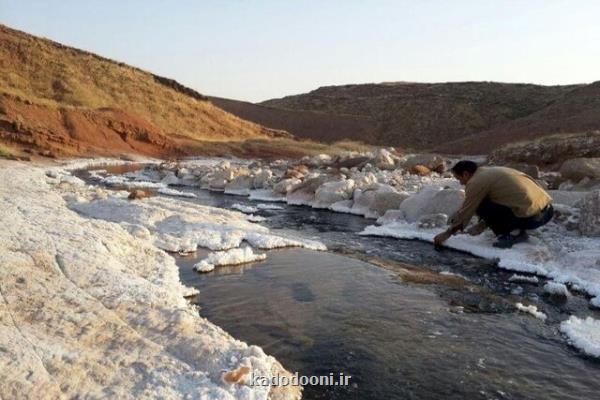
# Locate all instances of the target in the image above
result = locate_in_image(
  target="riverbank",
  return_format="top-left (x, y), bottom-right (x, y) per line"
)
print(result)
top-left (86, 150), bottom-right (600, 359)
top-left (0, 159), bottom-right (302, 400)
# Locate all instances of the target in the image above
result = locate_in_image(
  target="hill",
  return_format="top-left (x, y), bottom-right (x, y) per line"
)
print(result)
top-left (209, 96), bottom-right (373, 143)
top-left (435, 81), bottom-right (600, 154)
top-left (259, 82), bottom-right (585, 151)
top-left (0, 24), bottom-right (288, 158)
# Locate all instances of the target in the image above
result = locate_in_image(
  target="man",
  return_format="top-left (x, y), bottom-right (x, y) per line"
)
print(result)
top-left (434, 160), bottom-right (554, 249)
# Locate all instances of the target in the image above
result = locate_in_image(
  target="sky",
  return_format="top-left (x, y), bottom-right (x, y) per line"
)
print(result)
top-left (1, 0), bottom-right (599, 102)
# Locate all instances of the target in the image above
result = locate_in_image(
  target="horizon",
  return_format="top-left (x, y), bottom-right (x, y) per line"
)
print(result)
top-left (1, 0), bottom-right (599, 102)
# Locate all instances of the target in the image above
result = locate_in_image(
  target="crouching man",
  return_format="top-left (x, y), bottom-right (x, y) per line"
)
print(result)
top-left (434, 161), bottom-right (554, 249)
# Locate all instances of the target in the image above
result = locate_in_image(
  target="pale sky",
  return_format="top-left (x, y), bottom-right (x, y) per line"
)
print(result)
top-left (1, 0), bottom-right (599, 102)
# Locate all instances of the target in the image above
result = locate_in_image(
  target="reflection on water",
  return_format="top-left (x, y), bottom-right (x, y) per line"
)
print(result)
top-left (179, 249), bottom-right (600, 400)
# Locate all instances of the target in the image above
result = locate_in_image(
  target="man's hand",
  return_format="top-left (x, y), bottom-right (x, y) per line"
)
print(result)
top-left (434, 230), bottom-right (452, 249)
top-left (465, 220), bottom-right (487, 236)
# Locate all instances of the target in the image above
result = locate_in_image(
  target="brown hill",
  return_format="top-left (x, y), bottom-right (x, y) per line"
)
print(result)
top-left (209, 96), bottom-right (373, 143)
top-left (258, 82), bottom-right (585, 150)
top-left (0, 24), bottom-right (288, 158)
top-left (435, 81), bottom-right (600, 154)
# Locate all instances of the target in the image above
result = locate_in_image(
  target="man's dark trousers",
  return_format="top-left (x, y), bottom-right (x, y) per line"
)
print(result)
top-left (476, 198), bottom-right (554, 236)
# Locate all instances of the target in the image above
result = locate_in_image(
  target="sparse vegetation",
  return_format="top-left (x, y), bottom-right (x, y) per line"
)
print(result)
top-left (0, 143), bottom-right (14, 158)
top-left (0, 24), bottom-right (277, 144)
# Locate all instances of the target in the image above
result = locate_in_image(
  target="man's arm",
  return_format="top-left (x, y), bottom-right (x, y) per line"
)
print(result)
top-left (434, 176), bottom-right (489, 248)
top-left (449, 178), bottom-right (489, 231)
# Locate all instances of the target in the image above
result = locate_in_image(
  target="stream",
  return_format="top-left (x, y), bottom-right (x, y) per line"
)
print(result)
top-left (77, 166), bottom-right (600, 400)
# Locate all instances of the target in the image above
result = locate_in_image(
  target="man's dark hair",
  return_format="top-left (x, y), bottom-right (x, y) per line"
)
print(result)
top-left (451, 160), bottom-right (478, 175)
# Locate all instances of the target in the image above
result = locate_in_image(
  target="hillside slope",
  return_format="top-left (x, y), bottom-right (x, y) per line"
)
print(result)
top-left (435, 81), bottom-right (600, 154)
top-left (0, 24), bottom-right (286, 157)
top-left (259, 82), bottom-right (584, 150)
top-left (210, 96), bottom-right (373, 143)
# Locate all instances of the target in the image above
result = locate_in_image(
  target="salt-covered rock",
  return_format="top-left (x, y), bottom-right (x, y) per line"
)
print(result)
top-left (579, 190), bottom-right (600, 236)
top-left (225, 175), bottom-right (254, 195)
top-left (549, 190), bottom-right (587, 207)
top-left (287, 175), bottom-right (331, 206)
top-left (373, 148), bottom-right (396, 170)
top-left (543, 281), bottom-right (570, 297)
top-left (372, 189), bottom-right (410, 216)
top-left (399, 187), bottom-right (464, 222)
top-left (408, 165), bottom-right (432, 176)
top-left (273, 178), bottom-right (301, 194)
top-left (161, 172), bottom-right (180, 185)
top-left (561, 316), bottom-right (600, 357)
top-left (128, 189), bottom-right (149, 200)
top-left (313, 179), bottom-right (355, 208)
top-left (506, 163), bottom-right (540, 179)
top-left (404, 154), bottom-right (446, 173)
top-left (560, 158), bottom-right (600, 182)
top-left (252, 168), bottom-right (273, 189)
top-left (417, 213), bottom-right (448, 229)
top-left (194, 247), bottom-right (267, 272)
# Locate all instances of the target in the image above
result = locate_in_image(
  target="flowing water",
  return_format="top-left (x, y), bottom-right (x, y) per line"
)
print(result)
top-left (78, 166), bottom-right (600, 400)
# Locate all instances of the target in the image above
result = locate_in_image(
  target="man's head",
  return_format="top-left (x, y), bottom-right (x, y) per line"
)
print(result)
top-left (451, 160), bottom-right (478, 185)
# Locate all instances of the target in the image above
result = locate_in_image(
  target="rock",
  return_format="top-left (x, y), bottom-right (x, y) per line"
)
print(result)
top-left (507, 163), bottom-right (540, 179)
top-left (409, 165), bottom-right (432, 176)
top-left (206, 169), bottom-right (236, 190)
top-left (252, 169), bottom-right (273, 189)
top-left (372, 190), bottom-right (410, 216)
top-left (549, 190), bottom-right (588, 207)
top-left (560, 158), bottom-right (600, 182)
top-left (352, 172), bottom-right (379, 189)
top-left (351, 184), bottom-right (409, 218)
top-left (373, 148), bottom-right (396, 170)
top-left (336, 156), bottom-right (370, 169)
top-left (399, 187), bottom-right (464, 222)
top-left (418, 213), bottom-right (449, 229)
top-left (552, 204), bottom-right (580, 231)
top-left (305, 154), bottom-right (333, 167)
top-left (273, 178), bottom-right (301, 194)
top-left (287, 175), bottom-right (332, 206)
top-left (128, 189), bottom-right (148, 200)
top-left (160, 172), bottom-right (180, 185)
top-left (404, 154), bottom-right (446, 173)
top-left (314, 179), bottom-right (355, 208)
top-left (225, 175), bottom-right (254, 194)
top-left (284, 164), bottom-right (309, 179)
top-left (579, 190), bottom-right (600, 236)
top-left (377, 209), bottom-right (405, 225)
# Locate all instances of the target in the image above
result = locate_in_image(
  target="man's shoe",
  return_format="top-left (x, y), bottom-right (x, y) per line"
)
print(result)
top-left (493, 231), bottom-right (529, 249)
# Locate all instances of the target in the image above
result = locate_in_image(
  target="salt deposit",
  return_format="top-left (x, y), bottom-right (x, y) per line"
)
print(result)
top-left (194, 247), bottom-right (267, 272)
top-left (0, 160), bottom-right (301, 399)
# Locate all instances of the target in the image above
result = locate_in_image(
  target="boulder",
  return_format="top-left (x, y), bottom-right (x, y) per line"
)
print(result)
top-left (409, 165), bottom-right (431, 176)
top-left (560, 158), bottom-right (600, 182)
top-left (506, 163), bottom-right (540, 179)
top-left (225, 175), bottom-right (254, 194)
top-left (313, 180), bottom-right (356, 208)
top-left (336, 156), bottom-right (370, 169)
top-left (128, 189), bottom-right (149, 200)
top-left (404, 154), bottom-right (447, 173)
top-left (373, 148), bottom-right (396, 170)
top-left (160, 172), bottom-right (180, 185)
top-left (399, 187), bottom-right (465, 222)
top-left (417, 213), bottom-right (449, 229)
top-left (579, 190), bottom-right (600, 236)
top-left (549, 190), bottom-right (588, 207)
top-left (377, 209), bottom-right (405, 225)
top-left (252, 169), bottom-right (273, 189)
top-left (351, 184), bottom-right (409, 218)
top-left (273, 178), bottom-right (302, 194)
top-left (372, 190), bottom-right (410, 216)
top-left (287, 175), bottom-right (332, 206)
